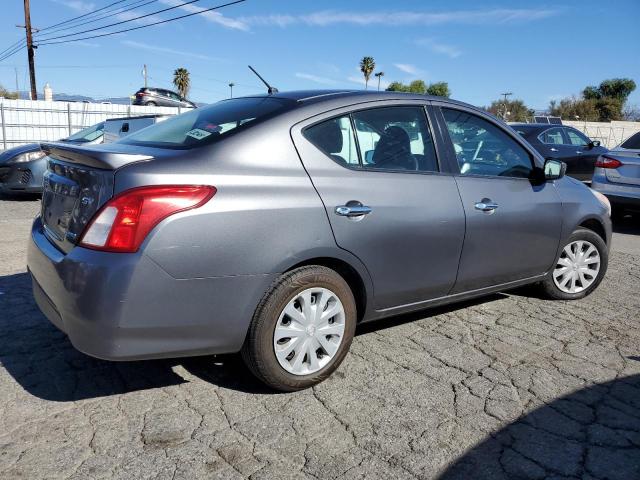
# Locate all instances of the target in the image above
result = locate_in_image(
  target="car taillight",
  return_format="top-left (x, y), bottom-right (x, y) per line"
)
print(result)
top-left (595, 156), bottom-right (623, 169)
top-left (136, 92), bottom-right (147, 97)
top-left (80, 185), bottom-right (216, 253)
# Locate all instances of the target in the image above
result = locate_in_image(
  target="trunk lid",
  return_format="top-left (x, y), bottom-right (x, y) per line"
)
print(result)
top-left (603, 152), bottom-right (640, 187)
top-left (40, 142), bottom-right (153, 253)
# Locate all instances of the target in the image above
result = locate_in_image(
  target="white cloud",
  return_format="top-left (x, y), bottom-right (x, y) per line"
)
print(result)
top-left (295, 73), bottom-right (338, 86)
top-left (394, 63), bottom-right (422, 75)
top-left (51, 0), bottom-right (95, 13)
top-left (237, 8), bottom-right (558, 28)
top-left (121, 40), bottom-right (212, 60)
top-left (158, 0), bottom-right (249, 31)
top-left (415, 38), bottom-right (462, 58)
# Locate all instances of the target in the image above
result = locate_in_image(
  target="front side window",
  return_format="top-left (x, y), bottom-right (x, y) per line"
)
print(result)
top-left (304, 106), bottom-right (439, 173)
top-left (442, 108), bottom-right (533, 179)
top-left (119, 97), bottom-right (292, 149)
top-left (539, 127), bottom-right (566, 145)
top-left (566, 128), bottom-right (590, 146)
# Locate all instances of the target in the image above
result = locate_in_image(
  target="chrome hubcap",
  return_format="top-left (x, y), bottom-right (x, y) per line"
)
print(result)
top-left (553, 240), bottom-right (601, 294)
top-left (273, 287), bottom-right (346, 376)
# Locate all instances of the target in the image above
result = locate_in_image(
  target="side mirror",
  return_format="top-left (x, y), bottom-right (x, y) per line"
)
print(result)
top-left (544, 159), bottom-right (566, 180)
top-left (364, 150), bottom-right (375, 164)
top-left (589, 140), bottom-right (601, 149)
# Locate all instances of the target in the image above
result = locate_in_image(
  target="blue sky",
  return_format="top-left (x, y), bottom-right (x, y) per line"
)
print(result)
top-left (0, 0), bottom-right (638, 110)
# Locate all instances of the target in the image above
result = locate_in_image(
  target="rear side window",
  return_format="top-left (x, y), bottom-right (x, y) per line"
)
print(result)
top-left (304, 106), bottom-right (439, 173)
top-left (442, 108), bottom-right (533, 179)
top-left (538, 127), bottom-right (566, 145)
top-left (119, 97), bottom-right (292, 149)
top-left (621, 131), bottom-right (640, 149)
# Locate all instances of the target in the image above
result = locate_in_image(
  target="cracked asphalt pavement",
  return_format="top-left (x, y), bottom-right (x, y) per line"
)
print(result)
top-left (1, 197), bottom-right (639, 480)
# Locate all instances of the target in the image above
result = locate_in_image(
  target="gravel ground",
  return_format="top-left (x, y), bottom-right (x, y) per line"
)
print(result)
top-left (1, 197), bottom-right (639, 480)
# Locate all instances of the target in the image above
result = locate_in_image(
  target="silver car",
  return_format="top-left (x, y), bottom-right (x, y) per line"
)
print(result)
top-left (27, 91), bottom-right (612, 391)
top-left (592, 131), bottom-right (640, 217)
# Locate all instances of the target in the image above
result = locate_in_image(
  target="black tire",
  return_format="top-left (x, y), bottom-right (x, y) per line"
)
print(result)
top-left (241, 266), bottom-right (357, 392)
top-left (538, 228), bottom-right (608, 300)
top-left (145, 101), bottom-right (157, 106)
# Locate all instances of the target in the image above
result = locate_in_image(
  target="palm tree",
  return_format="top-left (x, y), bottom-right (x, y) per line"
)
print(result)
top-left (173, 67), bottom-right (190, 99)
top-left (374, 71), bottom-right (385, 91)
top-left (359, 57), bottom-right (375, 90)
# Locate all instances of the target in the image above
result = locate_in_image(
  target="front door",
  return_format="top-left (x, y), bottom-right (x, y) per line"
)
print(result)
top-left (436, 106), bottom-right (563, 293)
top-left (292, 103), bottom-right (465, 310)
top-left (565, 127), bottom-right (608, 181)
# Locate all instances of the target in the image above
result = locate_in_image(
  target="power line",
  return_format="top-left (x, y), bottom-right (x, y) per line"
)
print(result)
top-left (37, 0), bottom-right (217, 43)
top-left (37, 0), bottom-right (246, 46)
top-left (37, 0), bottom-right (131, 33)
top-left (35, 0), bottom-right (159, 38)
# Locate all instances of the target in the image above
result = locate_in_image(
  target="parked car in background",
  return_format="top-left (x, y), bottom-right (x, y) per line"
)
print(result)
top-left (103, 115), bottom-right (170, 143)
top-left (592, 150), bottom-right (640, 218)
top-left (28, 91), bottom-right (611, 391)
top-left (511, 123), bottom-right (608, 182)
top-left (610, 130), bottom-right (640, 156)
top-left (0, 122), bottom-right (104, 196)
top-left (132, 87), bottom-right (195, 108)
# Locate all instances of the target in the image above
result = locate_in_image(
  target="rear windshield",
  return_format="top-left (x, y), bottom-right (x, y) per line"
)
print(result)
top-left (118, 97), bottom-right (292, 149)
top-left (620, 131), bottom-right (640, 150)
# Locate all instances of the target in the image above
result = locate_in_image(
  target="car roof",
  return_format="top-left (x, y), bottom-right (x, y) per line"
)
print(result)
top-left (225, 89), bottom-right (482, 114)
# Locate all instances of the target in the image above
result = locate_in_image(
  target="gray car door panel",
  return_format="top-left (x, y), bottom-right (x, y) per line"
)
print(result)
top-left (291, 102), bottom-right (466, 310)
top-left (433, 104), bottom-right (563, 293)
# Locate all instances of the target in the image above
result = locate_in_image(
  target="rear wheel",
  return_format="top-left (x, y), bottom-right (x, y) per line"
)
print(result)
top-left (144, 101), bottom-right (157, 106)
top-left (539, 228), bottom-right (608, 300)
top-left (241, 266), bottom-right (356, 391)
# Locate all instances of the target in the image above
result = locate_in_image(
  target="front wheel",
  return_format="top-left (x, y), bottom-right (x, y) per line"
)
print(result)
top-left (242, 266), bottom-right (356, 391)
top-left (539, 228), bottom-right (608, 300)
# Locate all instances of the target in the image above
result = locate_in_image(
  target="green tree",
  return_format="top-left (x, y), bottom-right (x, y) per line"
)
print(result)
top-left (172, 67), bottom-right (191, 98)
top-left (385, 80), bottom-right (451, 97)
top-left (549, 97), bottom-right (599, 121)
top-left (359, 57), bottom-right (375, 90)
top-left (0, 84), bottom-right (18, 99)
top-left (426, 81), bottom-right (451, 98)
top-left (597, 78), bottom-right (636, 101)
top-left (486, 99), bottom-right (533, 122)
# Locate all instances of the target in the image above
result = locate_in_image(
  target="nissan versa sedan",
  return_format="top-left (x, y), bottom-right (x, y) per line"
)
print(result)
top-left (512, 123), bottom-right (608, 182)
top-left (0, 122), bottom-right (104, 196)
top-left (28, 91), bottom-right (611, 391)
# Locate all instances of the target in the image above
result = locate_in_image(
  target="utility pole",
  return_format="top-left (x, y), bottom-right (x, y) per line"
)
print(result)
top-left (500, 92), bottom-right (512, 121)
top-left (228, 82), bottom-right (234, 98)
top-left (143, 64), bottom-right (148, 88)
top-left (14, 68), bottom-right (19, 97)
top-left (374, 72), bottom-right (384, 92)
top-left (20, 0), bottom-right (37, 100)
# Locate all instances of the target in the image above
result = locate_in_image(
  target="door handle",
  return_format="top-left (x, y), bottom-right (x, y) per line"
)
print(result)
top-left (550, 148), bottom-right (559, 152)
top-left (576, 151), bottom-right (583, 154)
top-left (335, 205), bottom-right (372, 217)
top-left (474, 201), bottom-right (498, 213)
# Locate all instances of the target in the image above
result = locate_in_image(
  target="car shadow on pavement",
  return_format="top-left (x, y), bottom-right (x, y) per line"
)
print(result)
top-left (438, 374), bottom-right (640, 480)
top-left (0, 193), bottom-right (41, 202)
top-left (0, 272), bottom-right (283, 400)
top-left (612, 212), bottom-right (640, 235)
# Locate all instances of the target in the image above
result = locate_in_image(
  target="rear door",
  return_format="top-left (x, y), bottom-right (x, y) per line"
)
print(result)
top-left (434, 105), bottom-right (562, 293)
top-left (292, 102), bottom-right (465, 310)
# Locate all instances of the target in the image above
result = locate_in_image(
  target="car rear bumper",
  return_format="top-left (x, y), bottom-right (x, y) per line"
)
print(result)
top-left (592, 176), bottom-right (640, 209)
top-left (27, 216), bottom-right (276, 361)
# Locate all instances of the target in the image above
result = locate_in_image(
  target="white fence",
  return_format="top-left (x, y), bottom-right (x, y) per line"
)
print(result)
top-left (0, 99), bottom-right (185, 151)
top-left (563, 120), bottom-right (640, 148)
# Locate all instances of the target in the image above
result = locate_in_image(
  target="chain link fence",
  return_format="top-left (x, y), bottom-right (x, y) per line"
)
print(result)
top-left (0, 99), bottom-right (184, 151)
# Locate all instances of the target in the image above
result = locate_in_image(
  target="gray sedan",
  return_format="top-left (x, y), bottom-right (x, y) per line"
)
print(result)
top-left (27, 90), bottom-right (612, 391)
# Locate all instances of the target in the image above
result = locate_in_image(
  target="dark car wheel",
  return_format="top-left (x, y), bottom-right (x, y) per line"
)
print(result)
top-left (539, 228), bottom-right (608, 300)
top-left (241, 266), bottom-right (357, 392)
top-left (145, 101), bottom-right (157, 106)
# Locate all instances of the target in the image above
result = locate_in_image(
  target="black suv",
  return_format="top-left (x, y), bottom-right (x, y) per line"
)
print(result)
top-left (132, 87), bottom-right (196, 108)
top-left (512, 123), bottom-right (608, 182)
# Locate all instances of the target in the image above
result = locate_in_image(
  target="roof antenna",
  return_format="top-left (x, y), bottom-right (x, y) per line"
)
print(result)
top-left (248, 65), bottom-right (278, 94)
